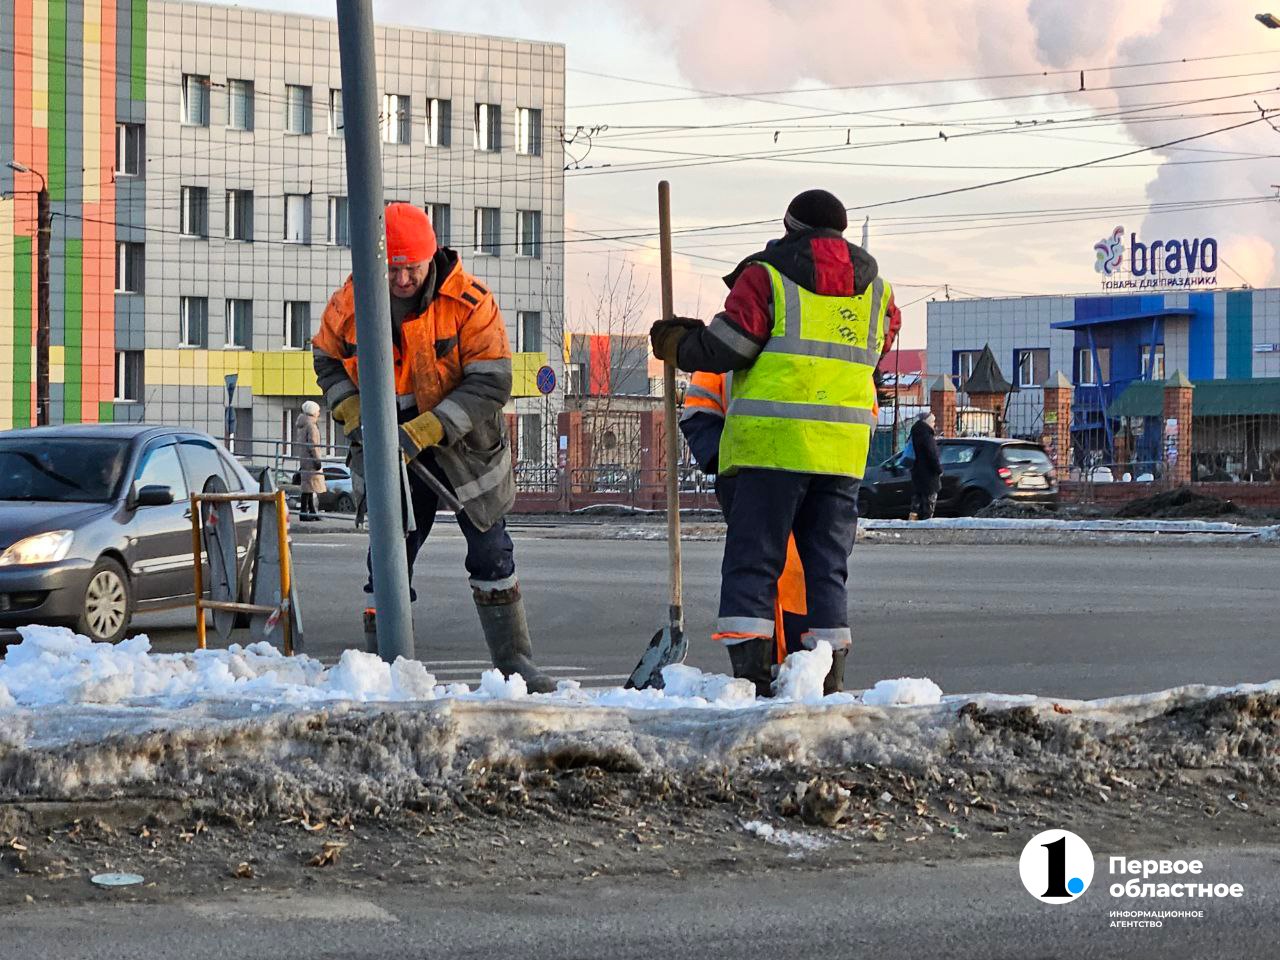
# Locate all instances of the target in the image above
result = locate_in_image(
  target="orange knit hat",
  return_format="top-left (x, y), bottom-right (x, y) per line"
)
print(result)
top-left (385, 203), bottom-right (438, 265)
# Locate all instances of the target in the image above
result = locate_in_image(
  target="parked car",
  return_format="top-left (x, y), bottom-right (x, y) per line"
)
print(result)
top-left (283, 462), bottom-right (356, 513)
top-left (0, 424), bottom-right (258, 643)
top-left (858, 437), bottom-right (1058, 519)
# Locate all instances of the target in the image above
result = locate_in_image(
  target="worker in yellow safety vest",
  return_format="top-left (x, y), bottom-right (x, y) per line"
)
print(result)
top-left (652, 190), bottom-right (900, 696)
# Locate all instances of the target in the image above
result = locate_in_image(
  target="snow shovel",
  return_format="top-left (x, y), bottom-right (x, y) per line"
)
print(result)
top-left (626, 180), bottom-right (686, 690)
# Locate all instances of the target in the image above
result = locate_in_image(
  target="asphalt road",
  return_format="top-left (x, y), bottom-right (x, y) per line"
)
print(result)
top-left (8, 846), bottom-right (1278, 960)
top-left (128, 529), bottom-right (1280, 700)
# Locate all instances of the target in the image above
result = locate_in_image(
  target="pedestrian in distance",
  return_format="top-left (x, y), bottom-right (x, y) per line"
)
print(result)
top-left (650, 189), bottom-right (901, 696)
top-left (908, 411), bottom-right (943, 521)
top-left (312, 203), bottom-right (555, 691)
top-left (294, 400), bottom-right (327, 522)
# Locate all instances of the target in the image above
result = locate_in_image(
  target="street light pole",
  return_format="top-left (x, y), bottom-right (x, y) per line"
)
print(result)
top-left (7, 160), bottom-right (50, 426)
top-left (333, 0), bottom-right (415, 662)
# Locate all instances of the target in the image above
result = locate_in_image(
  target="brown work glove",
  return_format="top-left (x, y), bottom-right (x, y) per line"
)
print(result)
top-left (649, 316), bottom-right (703, 364)
top-left (331, 394), bottom-right (361, 435)
top-left (873, 368), bottom-right (894, 407)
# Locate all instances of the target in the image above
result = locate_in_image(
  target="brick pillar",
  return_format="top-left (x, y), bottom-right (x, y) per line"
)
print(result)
top-left (929, 376), bottom-right (957, 438)
top-left (1162, 371), bottom-right (1195, 486)
top-left (639, 409), bottom-right (666, 510)
top-left (1040, 371), bottom-right (1073, 471)
top-left (557, 410), bottom-right (588, 493)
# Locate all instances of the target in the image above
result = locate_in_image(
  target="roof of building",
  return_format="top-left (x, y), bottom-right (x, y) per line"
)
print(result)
top-left (961, 345), bottom-right (1012, 394)
top-left (1108, 378), bottom-right (1280, 417)
top-left (1050, 307), bottom-right (1193, 331)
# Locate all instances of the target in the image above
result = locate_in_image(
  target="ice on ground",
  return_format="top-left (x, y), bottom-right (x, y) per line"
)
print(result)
top-left (660, 663), bottom-right (755, 705)
top-left (742, 820), bottom-right (831, 853)
top-left (863, 677), bottom-right (945, 706)
top-left (774, 642), bottom-right (834, 702)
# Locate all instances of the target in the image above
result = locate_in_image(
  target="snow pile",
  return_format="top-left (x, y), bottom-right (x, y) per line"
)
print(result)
top-left (774, 641), bottom-right (834, 702)
top-left (659, 663), bottom-right (755, 705)
top-left (862, 517), bottom-right (1276, 539)
top-left (479, 668), bottom-right (528, 700)
top-left (863, 677), bottom-right (945, 706)
top-left (0, 625), bottom-right (447, 708)
top-left (0, 679), bottom-right (13, 710)
top-left (741, 820), bottom-right (831, 854)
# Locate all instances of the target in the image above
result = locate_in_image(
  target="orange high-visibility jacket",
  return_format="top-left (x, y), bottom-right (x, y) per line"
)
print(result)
top-left (683, 371), bottom-right (807, 663)
top-left (312, 252), bottom-right (516, 530)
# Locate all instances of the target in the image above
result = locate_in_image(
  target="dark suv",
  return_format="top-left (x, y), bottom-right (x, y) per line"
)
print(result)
top-left (0, 424), bottom-right (258, 643)
top-left (859, 437), bottom-right (1058, 519)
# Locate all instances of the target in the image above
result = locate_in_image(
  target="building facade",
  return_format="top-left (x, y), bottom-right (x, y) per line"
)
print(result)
top-left (1, 0), bottom-right (564, 461)
top-left (927, 287), bottom-right (1280, 466)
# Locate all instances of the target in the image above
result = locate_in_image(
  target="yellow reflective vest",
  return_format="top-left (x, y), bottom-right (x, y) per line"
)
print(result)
top-left (718, 262), bottom-right (888, 479)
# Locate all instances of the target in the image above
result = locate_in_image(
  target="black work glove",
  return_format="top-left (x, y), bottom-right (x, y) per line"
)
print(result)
top-left (649, 316), bottom-right (703, 364)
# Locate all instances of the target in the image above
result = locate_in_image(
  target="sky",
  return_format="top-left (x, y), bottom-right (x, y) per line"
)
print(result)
top-left (216, 0), bottom-right (1280, 347)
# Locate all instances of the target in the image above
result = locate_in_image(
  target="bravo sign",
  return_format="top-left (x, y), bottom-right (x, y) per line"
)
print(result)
top-left (1093, 226), bottom-right (1219, 289)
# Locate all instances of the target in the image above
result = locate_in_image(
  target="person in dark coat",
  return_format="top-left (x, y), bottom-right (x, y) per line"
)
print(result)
top-left (908, 411), bottom-right (943, 520)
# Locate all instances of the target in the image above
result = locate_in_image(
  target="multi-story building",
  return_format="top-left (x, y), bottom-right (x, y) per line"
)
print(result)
top-left (0, 0), bottom-right (564, 462)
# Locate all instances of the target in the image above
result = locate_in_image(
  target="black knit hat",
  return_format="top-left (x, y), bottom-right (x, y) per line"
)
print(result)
top-left (784, 189), bottom-right (848, 234)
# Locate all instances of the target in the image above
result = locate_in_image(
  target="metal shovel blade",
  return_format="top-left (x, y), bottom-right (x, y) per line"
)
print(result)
top-left (625, 621), bottom-right (687, 690)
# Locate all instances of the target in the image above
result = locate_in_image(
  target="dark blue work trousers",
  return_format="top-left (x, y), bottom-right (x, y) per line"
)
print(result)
top-left (363, 452), bottom-right (515, 601)
top-left (717, 468), bottom-right (859, 646)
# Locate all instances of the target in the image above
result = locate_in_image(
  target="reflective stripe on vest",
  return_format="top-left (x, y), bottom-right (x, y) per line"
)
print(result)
top-left (719, 263), bottom-right (888, 478)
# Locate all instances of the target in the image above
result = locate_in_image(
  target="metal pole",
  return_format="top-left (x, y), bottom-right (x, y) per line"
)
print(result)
top-left (657, 181), bottom-right (682, 632)
top-left (335, 0), bottom-right (414, 661)
top-left (36, 186), bottom-right (50, 426)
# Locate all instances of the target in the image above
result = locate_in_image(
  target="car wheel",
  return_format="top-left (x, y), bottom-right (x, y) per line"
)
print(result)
top-left (76, 557), bottom-right (132, 644)
top-left (958, 489), bottom-right (992, 516)
top-left (335, 492), bottom-right (355, 514)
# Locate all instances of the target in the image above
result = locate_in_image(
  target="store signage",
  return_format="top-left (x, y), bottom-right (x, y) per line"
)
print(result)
top-left (1093, 225), bottom-right (1219, 290)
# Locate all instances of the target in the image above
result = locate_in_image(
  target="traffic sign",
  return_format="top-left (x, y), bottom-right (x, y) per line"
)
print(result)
top-left (536, 365), bottom-right (557, 395)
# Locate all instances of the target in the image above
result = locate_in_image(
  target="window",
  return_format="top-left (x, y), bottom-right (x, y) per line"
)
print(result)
top-left (516, 107), bottom-right (542, 156)
top-left (474, 103), bottom-right (500, 151)
top-left (328, 88), bottom-right (344, 136)
top-left (284, 194), bottom-right (311, 244)
top-left (285, 84), bottom-right (312, 135)
top-left (1014, 348), bottom-right (1049, 389)
top-left (180, 186), bottom-right (208, 237)
top-left (1075, 347), bottom-right (1112, 386)
top-left (426, 97), bottom-right (451, 147)
top-left (939, 444), bottom-right (978, 466)
top-left (133, 443), bottom-right (188, 500)
top-left (225, 299), bottom-right (252, 349)
top-left (227, 79), bottom-right (254, 131)
top-left (177, 438), bottom-right (234, 494)
top-left (285, 301), bottom-right (311, 350)
top-left (115, 242), bottom-right (144, 293)
top-left (953, 349), bottom-right (981, 386)
top-left (115, 122), bottom-right (143, 176)
top-left (474, 207), bottom-right (500, 255)
top-left (114, 351), bottom-right (143, 402)
top-left (426, 202), bottom-right (451, 247)
top-left (226, 189), bottom-right (254, 241)
top-left (327, 196), bottom-right (349, 246)
top-left (516, 209), bottom-right (542, 258)
top-left (181, 74), bottom-right (210, 126)
top-left (519, 413), bottom-right (543, 463)
top-left (519, 311), bottom-right (542, 352)
top-left (1144, 343), bottom-right (1165, 380)
top-left (381, 93), bottom-right (410, 144)
top-left (179, 296), bottom-right (209, 348)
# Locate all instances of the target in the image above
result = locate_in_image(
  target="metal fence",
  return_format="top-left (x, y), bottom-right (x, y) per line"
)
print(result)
top-left (1191, 413), bottom-right (1280, 483)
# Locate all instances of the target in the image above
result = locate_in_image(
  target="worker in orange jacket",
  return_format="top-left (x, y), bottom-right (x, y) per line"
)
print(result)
top-left (312, 203), bottom-right (554, 692)
top-left (680, 371), bottom-right (832, 695)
